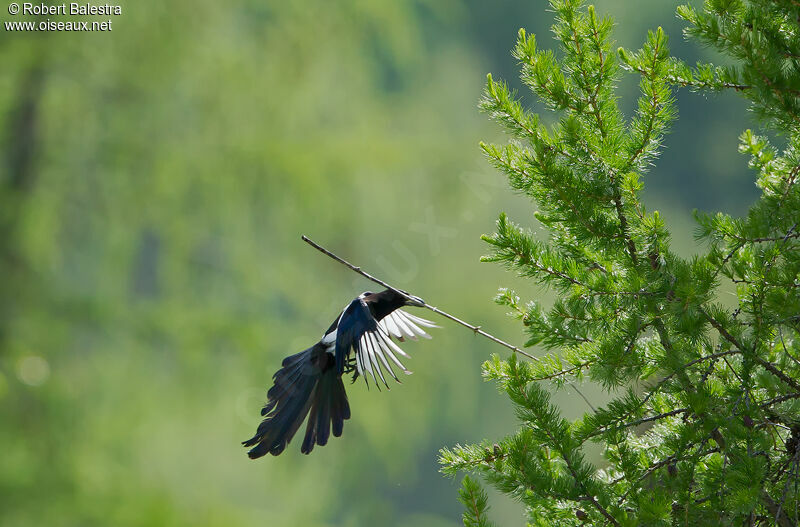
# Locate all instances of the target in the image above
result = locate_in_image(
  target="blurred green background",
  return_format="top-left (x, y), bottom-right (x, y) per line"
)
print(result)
top-left (1, 1), bottom-right (757, 525)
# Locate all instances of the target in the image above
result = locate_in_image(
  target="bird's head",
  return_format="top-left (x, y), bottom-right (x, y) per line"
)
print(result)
top-left (398, 289), bottom-right (425, 307)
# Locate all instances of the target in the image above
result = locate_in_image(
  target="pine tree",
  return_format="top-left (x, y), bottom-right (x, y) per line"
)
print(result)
top-left (440, 1), bottom-right (800, 524)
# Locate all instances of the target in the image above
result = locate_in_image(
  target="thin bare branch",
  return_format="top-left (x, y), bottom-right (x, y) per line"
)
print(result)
top-left (301, 235), bottom-right (539, 362)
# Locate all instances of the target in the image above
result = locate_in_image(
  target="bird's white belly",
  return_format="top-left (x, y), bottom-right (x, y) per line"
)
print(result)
top-left (321, 328), bottom-right (337, 354)
top-left (321, 329), bottom-right (336, 344)
top-left (319, 309), bottom-right (345, 354)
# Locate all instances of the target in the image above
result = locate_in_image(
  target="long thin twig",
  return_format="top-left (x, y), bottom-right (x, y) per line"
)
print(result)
top-left (302, 235), bottom-right (604, 412)
top-left (301, 235), bottom-right (538, 361)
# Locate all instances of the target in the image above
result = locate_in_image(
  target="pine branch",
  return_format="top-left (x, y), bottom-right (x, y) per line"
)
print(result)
top-left (459, 476), bottom-right (496, 527)
top-left (445, 0), bottom-right (800, 523)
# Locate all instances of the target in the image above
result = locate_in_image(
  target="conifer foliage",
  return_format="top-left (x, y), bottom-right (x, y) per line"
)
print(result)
top-left (440, 1), bottom-right (800, 524)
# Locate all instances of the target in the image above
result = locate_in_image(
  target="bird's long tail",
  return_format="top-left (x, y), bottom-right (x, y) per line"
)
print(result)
top-left (243, 344), bottom-right (350, 457)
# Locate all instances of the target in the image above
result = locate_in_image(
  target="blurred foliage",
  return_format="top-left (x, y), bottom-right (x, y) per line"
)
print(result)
top-left (0, 1), bottom-right (763, 525)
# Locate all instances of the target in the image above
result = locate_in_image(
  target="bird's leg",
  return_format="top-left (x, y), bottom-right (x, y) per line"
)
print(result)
top-left (343, 355), bottom-right (356, 373)
top-left (343, 356), bottom-right (361, 383)
top-left (343, 355), bottom-right (357, 373)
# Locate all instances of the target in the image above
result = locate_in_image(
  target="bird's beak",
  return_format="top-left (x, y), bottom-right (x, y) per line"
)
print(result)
top-left (404, 295), bottom-right (425, 307)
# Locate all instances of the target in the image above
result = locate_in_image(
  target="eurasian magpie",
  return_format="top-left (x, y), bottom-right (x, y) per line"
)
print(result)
top-left (243, 288), bottom-right (438, 458)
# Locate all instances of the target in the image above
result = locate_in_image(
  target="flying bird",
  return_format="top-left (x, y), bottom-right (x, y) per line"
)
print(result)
top-left (243, 288), bottom-right (438, 458)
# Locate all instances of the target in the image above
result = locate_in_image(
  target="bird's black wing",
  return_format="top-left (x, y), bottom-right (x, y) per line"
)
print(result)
top-left (356, 309), bottom-right (437, 387)
top-left (334, 297), bottom-right (376, 374)
top-left (336, 296), bottom-right (438, 389)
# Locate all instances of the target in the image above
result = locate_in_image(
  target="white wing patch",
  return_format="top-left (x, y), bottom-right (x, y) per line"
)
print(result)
top-left (382, 310), bottom-right (436, 340)
top-left (321, 309), bottom-right (346, 345)
top-left (355, 310), bottom-right (439, 389)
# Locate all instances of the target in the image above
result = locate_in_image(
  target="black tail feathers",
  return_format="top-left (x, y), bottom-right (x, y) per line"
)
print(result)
top-left (243, 344), bottom-right (351, 458)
